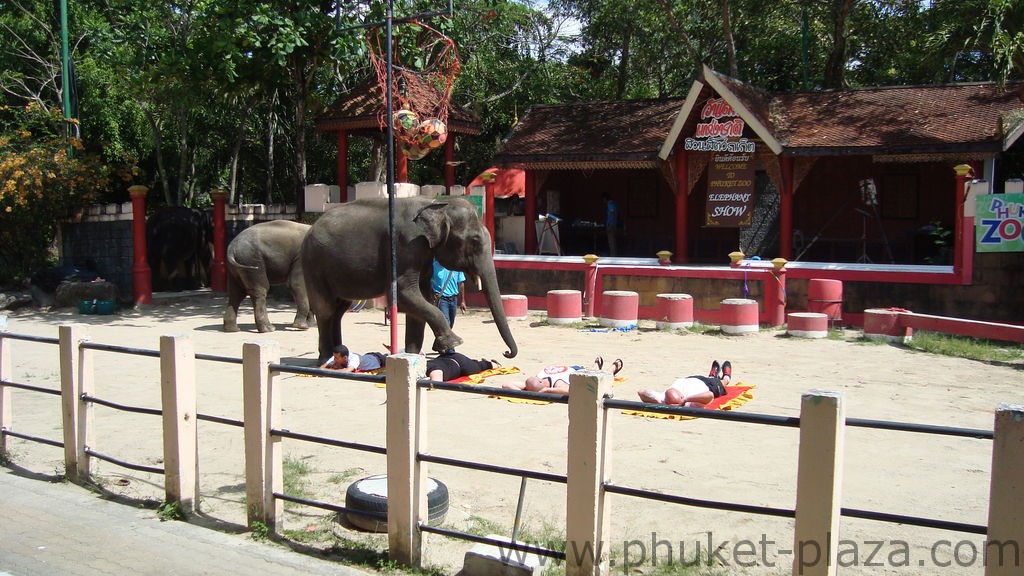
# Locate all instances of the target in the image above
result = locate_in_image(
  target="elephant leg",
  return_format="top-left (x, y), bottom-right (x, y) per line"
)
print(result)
top-left (223, 277), bottom-right (246, 332)
top-left (287, 269), bottom-right (311, 331)
top-left (251, 288), bottom-right (275, 333)
top-left (399, 289), bottom-right (463, 354)
top-left (316, 302), bottom-right (349, 363)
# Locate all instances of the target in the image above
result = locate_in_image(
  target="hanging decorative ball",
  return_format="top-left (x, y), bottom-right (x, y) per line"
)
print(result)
top-left (398, 138), bottom-right (430, 160)
top-left (392, 109), bottom-right (420, 134)
top-left (415, 118), bottom-right (448, 149)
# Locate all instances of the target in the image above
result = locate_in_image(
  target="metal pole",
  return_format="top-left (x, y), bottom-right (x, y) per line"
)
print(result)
top-left (60, 0), bottom-right (73, 156)
top-left (511, 476), bottom-right (528, 543)
top-left (386, 0), bottom-right (400, 353)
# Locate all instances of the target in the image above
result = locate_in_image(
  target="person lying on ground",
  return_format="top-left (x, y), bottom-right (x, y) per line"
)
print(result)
top-left (637, 360), bottom-right (732, 408)
top-left (319, 344), bottom-right (387, 372)
top-left (426, 352), bottom-right (498, 382)
top-left (501, 356), bottom-right (623, 395)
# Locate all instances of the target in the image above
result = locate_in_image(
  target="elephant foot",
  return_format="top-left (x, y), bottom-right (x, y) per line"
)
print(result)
top-left (432, 333), bottom-right (464, 354)
top-left (290, 322), bottom-right (310, 331)
top-left (256, 323), bottom-right (276, 334)
top-left (223, 323), bottom-right (240, 333)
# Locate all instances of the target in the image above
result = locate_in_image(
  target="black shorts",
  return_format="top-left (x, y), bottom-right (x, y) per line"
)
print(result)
top-left (692, 375), bottom-right (728, 397)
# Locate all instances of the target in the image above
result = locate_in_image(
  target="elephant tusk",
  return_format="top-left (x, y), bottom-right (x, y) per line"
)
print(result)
top-left (476, 277), bottom-right (482, 291)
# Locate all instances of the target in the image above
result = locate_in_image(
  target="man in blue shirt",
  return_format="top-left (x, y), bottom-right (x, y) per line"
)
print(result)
top-left (431, 259), bottom-right (466, 328)
top-left (603, 193), bottom-right (620, 256)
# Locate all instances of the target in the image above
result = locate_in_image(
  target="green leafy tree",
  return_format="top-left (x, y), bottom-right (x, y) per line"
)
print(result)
top-left (0, 103), bottom-right (110, 284)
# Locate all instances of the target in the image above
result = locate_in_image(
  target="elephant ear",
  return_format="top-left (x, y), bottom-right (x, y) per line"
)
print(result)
top-left (414, 202), bottom-right (450, 248)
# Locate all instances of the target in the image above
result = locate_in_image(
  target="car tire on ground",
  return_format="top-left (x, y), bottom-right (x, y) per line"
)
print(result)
top-left (344, 474), bottom-right (449, 532)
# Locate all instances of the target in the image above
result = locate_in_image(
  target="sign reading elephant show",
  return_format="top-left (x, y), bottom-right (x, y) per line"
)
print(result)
top-left (690, 97), bottom-right (756, 228)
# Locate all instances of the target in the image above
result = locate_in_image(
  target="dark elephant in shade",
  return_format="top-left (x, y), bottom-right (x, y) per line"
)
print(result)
top-left (301, 196), bottom-right (518, 362)
top-left (224, 220), bottom-right (313, 333)
top-left (147, 207), bottom-right (212, 291)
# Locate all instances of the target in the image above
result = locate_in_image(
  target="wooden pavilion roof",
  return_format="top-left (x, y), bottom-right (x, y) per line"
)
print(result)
top-left (316, 69), bottom-right (481, 136)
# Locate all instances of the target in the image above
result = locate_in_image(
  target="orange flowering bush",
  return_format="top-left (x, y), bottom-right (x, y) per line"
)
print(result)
top-left (0, 103), bottom-right (112, 286)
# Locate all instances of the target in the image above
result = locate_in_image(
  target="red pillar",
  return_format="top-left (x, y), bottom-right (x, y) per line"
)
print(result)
top-left (673, 150), bottom-right (689, 263)
top-left (336, 130), bottom-right (348, 202)
top-left (444, 136), bottom-right (455, 193)
top-left (210, 188), bottom-right (227, 292)
top-left (779, 155), bottom-right (794, 259)
top-left (953, 164), bottom-right (975, 280)
top-left (765, 262), bottom-right (787, 327)
top-left (397, 149), bottom-right (408, 183)
top-left (524, 171), bottom-right (537, 255)
top-left (128, 185), bottom-right (152, 304)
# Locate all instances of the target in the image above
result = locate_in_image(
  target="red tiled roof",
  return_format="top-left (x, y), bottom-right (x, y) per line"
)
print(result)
top-left (497, 68), bottom-right (1024, 167)
top-left (316, 70), bottom-right (480, 135)
top-left (770, 82), bottom-right (1024, 153)
top-left (493, 98), bottom-right (686, 168)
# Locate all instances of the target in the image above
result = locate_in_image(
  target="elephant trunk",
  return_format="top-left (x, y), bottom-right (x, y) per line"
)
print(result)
top-left (476, 256), bottom-right (518, 359)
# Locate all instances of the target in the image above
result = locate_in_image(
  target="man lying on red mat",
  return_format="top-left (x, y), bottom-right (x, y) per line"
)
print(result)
top-left (637, 360), bottom-right (732, 408)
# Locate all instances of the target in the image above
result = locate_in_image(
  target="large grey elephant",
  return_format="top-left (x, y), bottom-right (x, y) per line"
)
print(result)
top-left (301, 196), bottom-right (518, 362)
top-left (224, 220), bottom-right (313, 333)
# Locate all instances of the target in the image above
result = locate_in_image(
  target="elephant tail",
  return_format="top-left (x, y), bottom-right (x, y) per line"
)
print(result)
top-left (227, 249), bottom-right (261, 271)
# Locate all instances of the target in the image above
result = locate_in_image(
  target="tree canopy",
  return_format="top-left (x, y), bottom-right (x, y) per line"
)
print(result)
top-left (0, 0), bottom-right (1021, 282)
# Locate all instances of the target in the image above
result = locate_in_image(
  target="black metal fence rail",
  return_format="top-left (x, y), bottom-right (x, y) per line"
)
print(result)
top-left (270, 362), bottom-right (387, 385)
top-left (84, 446), bottom-right (164, 475)
top-left (601, 398), bottom-right (993, 536)
top-left (419, 379), bottom-right (570, 404)
top-left (0, 379), bottom-right (61, 396)
top-left (81, 393), bottom-right (162, 416)
top-left (79, 341), bottom-right (160, 358)
top-left (1, 427), bottom-right (64, 449)
top-left (195, 352), bottom-right (243, 365)
top-left (273, 491), bottom-right (388, 523)
top-left (271, 428), bottom-right (387, 455)
top-left (196, 413), bottom-right (244, 427)
top-left (419, 453), bottom-right (567, 484)
top-left (0, 333), bottom-right (58, 345)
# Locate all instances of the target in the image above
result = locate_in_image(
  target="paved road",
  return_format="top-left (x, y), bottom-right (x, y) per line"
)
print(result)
top-left (0, 468), bottom-right (372, 576)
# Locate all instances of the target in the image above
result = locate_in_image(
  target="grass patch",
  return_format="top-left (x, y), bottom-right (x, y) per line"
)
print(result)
top-left (327, 467), bottom-right (363, 484)
top-left (463, 515), bottom-right (507, 537)
top-left (906, 331), bottom-right (1024, 363)
top-left (283, 456), bottom-right (314, 503)
top-left (157, 501), bottom-right (185, 522)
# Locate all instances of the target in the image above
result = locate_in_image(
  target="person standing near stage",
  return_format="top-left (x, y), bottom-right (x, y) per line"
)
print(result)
top-left (603, 193), bottom-right (620, 256)
top-left (431, 258), bottom-right (467, 328)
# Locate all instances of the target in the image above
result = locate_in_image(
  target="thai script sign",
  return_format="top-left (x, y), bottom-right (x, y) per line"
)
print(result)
top-left (689, 97), bottom-right (757, 227)
top-left (976, 194), bottom-right (1024, 252)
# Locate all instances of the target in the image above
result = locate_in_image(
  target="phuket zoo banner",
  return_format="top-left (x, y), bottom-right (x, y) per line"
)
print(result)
top-left (975, 193), bottom-right (1024, 252)
top-left (685, 97), bottom-right (756, 228)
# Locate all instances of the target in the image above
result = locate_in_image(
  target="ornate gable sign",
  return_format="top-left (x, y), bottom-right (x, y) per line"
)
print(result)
top-left (688, 97), bottom-right (756, 228)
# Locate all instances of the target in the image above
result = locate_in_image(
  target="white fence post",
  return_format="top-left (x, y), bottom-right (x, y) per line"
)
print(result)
top-left (59, 324), bottom-right (92, 483)
top-left (386, 353), bottom-right (428, 568)
top-left (566, 370), bottom-right (613, 576)
top-left (242, 340), bottom-right (281, 530)
top-left (792, 390), bottom-right (845, 576)
top-left (985, 403), bottom-right (1024, 576)
top-left (0, 334), bottom-right (10, 456)
top-left (160, 334), bottom-right (198, 514)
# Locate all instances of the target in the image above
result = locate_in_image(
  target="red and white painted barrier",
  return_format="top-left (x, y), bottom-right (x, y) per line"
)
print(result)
top-left (787, 312), bottom-right (828, 339)
top-left (655, 293), bottom-right (694, 330)
top-left (808, 278), bottom-right (843, 321)
top-left (500, 294), bottom-right (529, 320)
top-left (599, 290), bottom-right (639, 329)
top-left (863, 308), bottom-right (912, 342)
top-left (720, 298), bottom-right (759, 335)
top-left (547, 289), bottom-right (582, 325)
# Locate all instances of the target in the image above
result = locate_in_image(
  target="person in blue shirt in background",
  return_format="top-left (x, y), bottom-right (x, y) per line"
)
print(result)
top-left (431, 259), bottom-right (466, 329)
top-left (603, 193), bottom-right (620, 256)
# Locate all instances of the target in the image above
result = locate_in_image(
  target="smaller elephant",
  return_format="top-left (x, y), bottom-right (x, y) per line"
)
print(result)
top-left (224, 220), bottom-right (313, 333)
